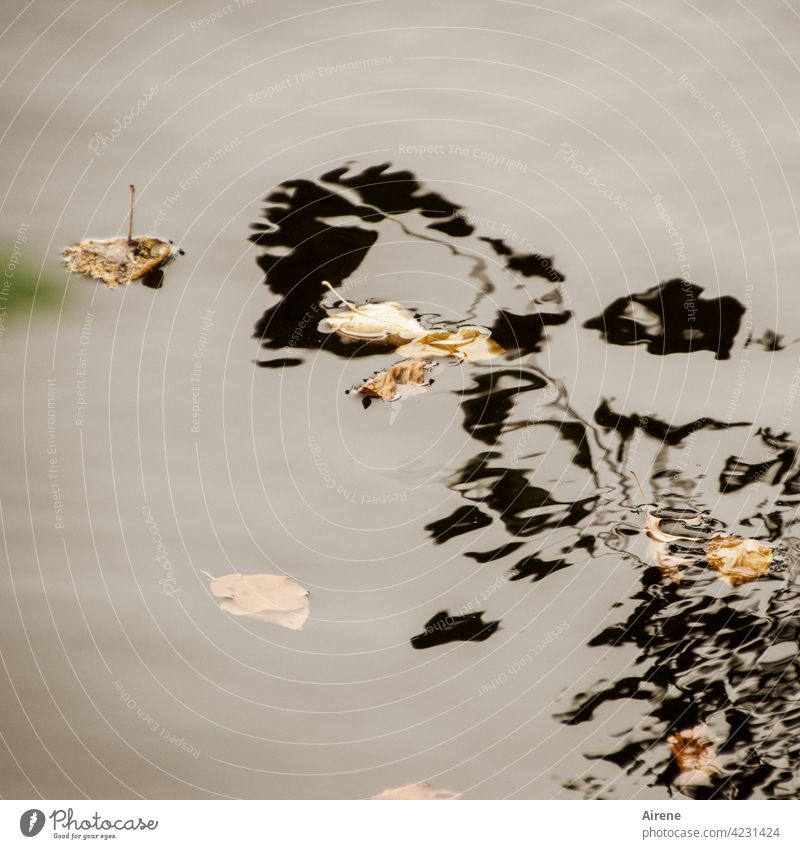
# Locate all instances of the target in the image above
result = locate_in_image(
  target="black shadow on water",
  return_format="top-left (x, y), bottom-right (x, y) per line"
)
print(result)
top-left (249, 163), bottom-right (799, 798)
top-left (410, 610), bottom-right (500, 649)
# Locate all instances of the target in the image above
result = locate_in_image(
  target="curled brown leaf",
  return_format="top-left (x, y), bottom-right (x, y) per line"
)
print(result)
top-left (355, 358), bottom-right (437, 402)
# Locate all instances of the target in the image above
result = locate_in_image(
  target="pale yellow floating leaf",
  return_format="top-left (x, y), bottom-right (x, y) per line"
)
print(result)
top-left (209, 573), bottom-right (309, 630)
top-left (318, 281), bottom-right (504, 361)
top-left (644, 511), bottom-right (692, 544)
top-left (396, 326), bottom-right (505, 362)
top-left (706, 534), bottom-right (772, 586)
top-left (667, 724), bottom-right (722, 786)
top-left (646, 515), bottom-right (695, 583)
top-left (372, 782), bottom-right (461, 800)
top-left (318, 281), bottom-right (425, 344)
top-left (355, 358), bottom-right (438, 402)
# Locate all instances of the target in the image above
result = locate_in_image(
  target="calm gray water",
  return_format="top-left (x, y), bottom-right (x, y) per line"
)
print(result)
top-left (2, 0), bottom-right (800, 799)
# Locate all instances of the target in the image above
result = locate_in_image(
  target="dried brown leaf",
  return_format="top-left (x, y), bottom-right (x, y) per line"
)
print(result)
top-left (63, 237), bottom-right (173, 288)
top-left (355, 358), bottom-right (437, 402)
top-left (63, 186), bottom-right (175, 288)
top-left (706, 534), bottom-right (772, 586)
top-left (667, 724), bottom-right (722, 786)
top-left (209, 573), bottom-right (309, 630)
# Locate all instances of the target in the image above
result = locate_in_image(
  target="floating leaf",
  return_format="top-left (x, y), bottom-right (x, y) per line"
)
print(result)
top-left (318, 281), bottom-right (425, 344)
top-left (396, 326), bottom-right (505, 362)
top-left (632, 471), bottom-right (696, 583)
top-left (667, 724), bottom-right (722, 786)
top-left (319, 281), bottom-right (504, 361)
top-left (644, 511), bottom-right (690, 544)
top-left (64, 238), bottom-right (173, 288)
top-left (63, 186), bottom-right (176, 288)
top-left (372, 782), bottom-right (461, 800)
top-left (706, 534), bottom-right (772, 586)
top-left (209, 573), bottom-right (309, 630)
top-left (355, 358), bottom-right (437, 402)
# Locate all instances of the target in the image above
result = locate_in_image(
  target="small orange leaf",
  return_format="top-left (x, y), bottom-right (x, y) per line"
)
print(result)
top-left (355, 358), bottom-right (437, 402)
top-left (667, 724), bottom-right (722, 786)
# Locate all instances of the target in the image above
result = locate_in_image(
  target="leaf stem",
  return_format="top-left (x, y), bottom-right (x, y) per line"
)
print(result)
top-left (321, 280), bottom-right (357, 311)
top-left (128, 184), bottom-right (135, 245)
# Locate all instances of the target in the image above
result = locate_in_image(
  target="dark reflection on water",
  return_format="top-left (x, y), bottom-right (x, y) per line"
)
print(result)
top-left (439, 451), bottom-right (597, 539)
top-left (584, 279), bottom-right (745, 359)
top-left (564, 526), bottom-right (800, 799)
top-left (507, 533), bottom-right (596, 583)
top-left (252, 165), bottom-right (800, 799)
top-left (249, 163), bottom-right (565, 359)
top-left (426, 505), bottom-right (493, 544)
top-left (250, 176), bottom-right (385, 358)
top-left (489, 310), bottom-right (572, 358)
top-left (720, 429), bottom-right (797, 495)
top-left (461, 370), bottom-right (549, 445)
top-left (410, 610), bottom-right (500, 650)
top-left (594, 399), bottom-right (750, 460)
top-left (254, 356), bottom-right (304, 369)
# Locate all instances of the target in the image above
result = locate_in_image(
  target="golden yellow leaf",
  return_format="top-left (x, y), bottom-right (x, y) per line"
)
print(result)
top-left (356, 358), bottom-right (437, 402)
top-left (209, 573), bottom-right (309, 630)
top-left (667, 724), bottom-right (722, 786)
top-left (396, 326), bottom-right (505, 362)
top-left (371, 782), bottom-right (461, 800)
top-left (706, 534), bottom-right (772, 586)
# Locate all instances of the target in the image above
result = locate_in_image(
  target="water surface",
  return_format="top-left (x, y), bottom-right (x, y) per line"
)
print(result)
top-left (1, 0), bottom-right (799, 799)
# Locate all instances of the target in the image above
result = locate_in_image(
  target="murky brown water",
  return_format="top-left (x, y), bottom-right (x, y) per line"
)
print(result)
top-left (1, 0), bottom-right (799, 799)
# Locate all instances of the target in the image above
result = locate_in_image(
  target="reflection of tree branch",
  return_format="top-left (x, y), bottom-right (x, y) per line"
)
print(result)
top-left (520, 363), bottom-right (614, 493)
top-left (376, 211), bottom-right (494, 322)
